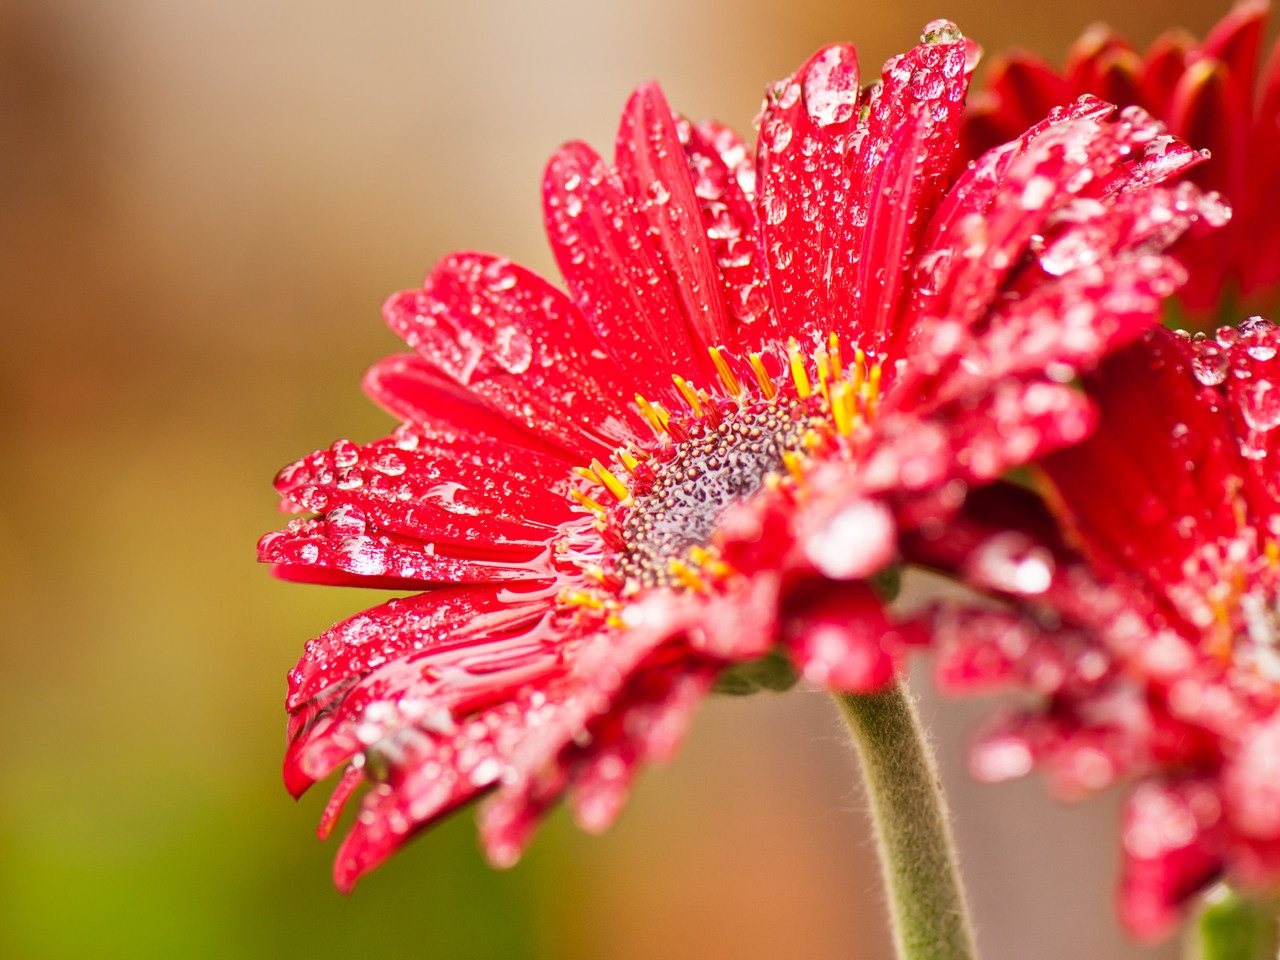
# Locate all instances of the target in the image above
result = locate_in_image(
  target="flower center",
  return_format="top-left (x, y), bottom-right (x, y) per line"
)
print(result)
top-left (614, 399), bottom-right (823, 589)
top-left (560, 336), bottom-right (884, 601)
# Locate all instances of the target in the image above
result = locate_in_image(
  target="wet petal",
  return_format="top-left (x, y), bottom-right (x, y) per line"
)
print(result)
top-left (615, 83), bottom-right (730, 358)
top-left (543, 141), bottom-right (698, 405)
top-left (385, 253), bottom-right (649, 460)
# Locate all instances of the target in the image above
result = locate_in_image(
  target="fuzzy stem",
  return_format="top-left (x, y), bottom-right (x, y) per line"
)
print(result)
top-left (835, 683), bottom-right (978, 960)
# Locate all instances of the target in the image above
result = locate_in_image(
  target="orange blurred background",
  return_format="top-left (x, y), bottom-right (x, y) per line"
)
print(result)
top-left (0, 0), bottom-right (1248, 957)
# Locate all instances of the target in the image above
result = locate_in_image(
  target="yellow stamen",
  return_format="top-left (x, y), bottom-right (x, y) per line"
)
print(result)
top-left (852, 348), bottom-right (866, 394)
top-left (787, 339), bottom-right (812, 398)
top-left (748, 353), bottom-right (777, 400)
top-left (570, 490), bottom-right (607, 516)
top-left (606, 614), bottom-right (628, 630)
top-left (866, 362), bottom-right (882, 419)
top-left (562, 590), bottom-right (606, 610)
top-left (1267, 540), bottom-right (1280, 569)
top-left (573, 466), bottom-right (600, 484)
top-left (618, 449), bottom-right (642, 475)
top-left (668, 557), bottom-right (707, 592)
top-left (708, 347), bottom-right (743, 397)
top-left (830, 381), bottom-right (855, 436)
top-left (673, 375), bottom-right (704, 417)
top-left (583, 564), bottom-right (609, 584)
top-left (813, 347), bottom-right (831, 403)
top-left (689, 545), bottom-right (735, 580)
top-left (781, 449), bottom-right (806, 487)
top-left (828, 333), bottom-right (843, 379)
top-left (635, 394), bottom-right (668, 434)
top-left (590, 458), bottom-right (630, 501)
top-left (651, 401), bottom-right (672, 431)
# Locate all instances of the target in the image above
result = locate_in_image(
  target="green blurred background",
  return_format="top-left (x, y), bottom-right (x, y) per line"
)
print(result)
top-left (0, 0), bottom-right (1247, 956)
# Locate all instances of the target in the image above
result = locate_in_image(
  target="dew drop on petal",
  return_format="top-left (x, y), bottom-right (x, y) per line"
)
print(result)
top-left (763, 193), bottom-right (788, 225)
top-left (1191, 343), bottom-right (1228, 386)
top-left (921, 18), bottom-right (962, 44)
top-left (1241, 379), bottom-right (1280, 433)
top-left (802, 46), bottom-right (859, 127)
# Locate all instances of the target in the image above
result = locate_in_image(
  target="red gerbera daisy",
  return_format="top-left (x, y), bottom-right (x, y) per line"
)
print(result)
top-left (261, 22), bottom-right (1220, 891)
top-left (963, 0), bottom-right (1277, 316)
top-left (908, 321), bottom-right (1280, 938)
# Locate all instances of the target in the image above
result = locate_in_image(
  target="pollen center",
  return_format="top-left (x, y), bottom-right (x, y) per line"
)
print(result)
top-left (562, 337), bottom-right (883, 601)
top-left (613, 400), bottom-right (819, 588)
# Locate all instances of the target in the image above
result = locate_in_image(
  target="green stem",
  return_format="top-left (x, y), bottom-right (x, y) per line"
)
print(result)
top-left (835, 682), bottom-right (978, 960)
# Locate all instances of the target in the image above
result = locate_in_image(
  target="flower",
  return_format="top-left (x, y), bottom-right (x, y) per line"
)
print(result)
top-left (261, 22), bottom-right (1219, 891)
top-left (907, 321), bottom-right (1280, 938)
top-left (962, 0), bottom-right (1278, 316)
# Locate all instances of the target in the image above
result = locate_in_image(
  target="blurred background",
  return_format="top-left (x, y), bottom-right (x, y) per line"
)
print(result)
top-left (0, 0), bottom-right (1252, 956)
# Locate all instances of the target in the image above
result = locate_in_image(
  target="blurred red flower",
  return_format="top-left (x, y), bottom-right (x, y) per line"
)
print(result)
top-left (261, 23), bottom-right (1219, 891)
top-left (911, 321), bottom-right (1280, 939)
top-left (963, 1), bottom-right (1279, 317)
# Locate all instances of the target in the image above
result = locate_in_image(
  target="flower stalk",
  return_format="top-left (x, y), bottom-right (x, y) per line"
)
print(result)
top-left (836, 683), bottom-right (978, 960)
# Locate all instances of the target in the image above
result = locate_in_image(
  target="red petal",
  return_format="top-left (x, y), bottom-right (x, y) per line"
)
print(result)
top-left (1065, 25), bottom-right (1132, 92)
top-left (1239, 42), bottom-right (1280, 298)
top-left (615, 84), bottom-right (730, 361)
top-left (270, 433), bottom-right (573, 551)
top-left (1141, 31), bottom-right (1194, 118)
top-left (1199, 0), bottom-right (1268, 117)
top-left (1118, 780), bottom-right (1225, 941)
top-left (1093, 49), bottom-right (1146, 111)
top-left (1166, 61), bottom-right (1238, 312)
top-left (335, 597), bottom-right (693, 884)
top-left (542, 141), bottom-right (697, 407)
top-left (755, 43), bottom-right (864, 348)
top-left (363, 354), bottom-right (573, 458)
top-left (385, 253), bottom-right (649, 460)
top-left (756, 31), bottom-right (971, 355)
top-left (284, 585), bottom-right (554, 713)
top-left (287, 603), bottom-right (567, 799)
top-left (781, 580), bottom-right (904, 691)
top-left (981, 52), bottom-right (1072, 141)
top-left (259, 522), bottom-right (545, 591)
top-left (679, 118), bottom-right (776, 353)
top-left (1046, 330), bottom-right (1247, 591)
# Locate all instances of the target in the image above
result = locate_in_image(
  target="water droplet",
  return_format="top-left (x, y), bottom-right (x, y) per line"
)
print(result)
top-left (646, 179), bottom-right (670, 205)
top-left (1019, 175), bottom-right (1054, 211)
top-left (1241, 379), bottom-right (1280, 432)
top-left (763, 193), bottom-right (788, 225)
top-left (769, 119), bottom-right (793, 152)
top-left (326, 504), bottom-right (368, 538)
top-left (1191, 343), bottom-right (1228, 386)
top-left (776, 81), bottom-right (801, 109)
top-left (373, 451), bottom-right (406, 476)
top-left (769, 241), bottom-right (793, 269)
top-left (909, 68), bottom-right (944, 101)
top-left (802, 46), bottom-right (858, 126)
top-left (921, 18), bottom-right (962, 44)
top-left (331, 439), bottom-right (360, 469)
top-left (492, 325), bottom-right (533, 374)
top-left (1240, 316), bottom-right (1278, 360)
